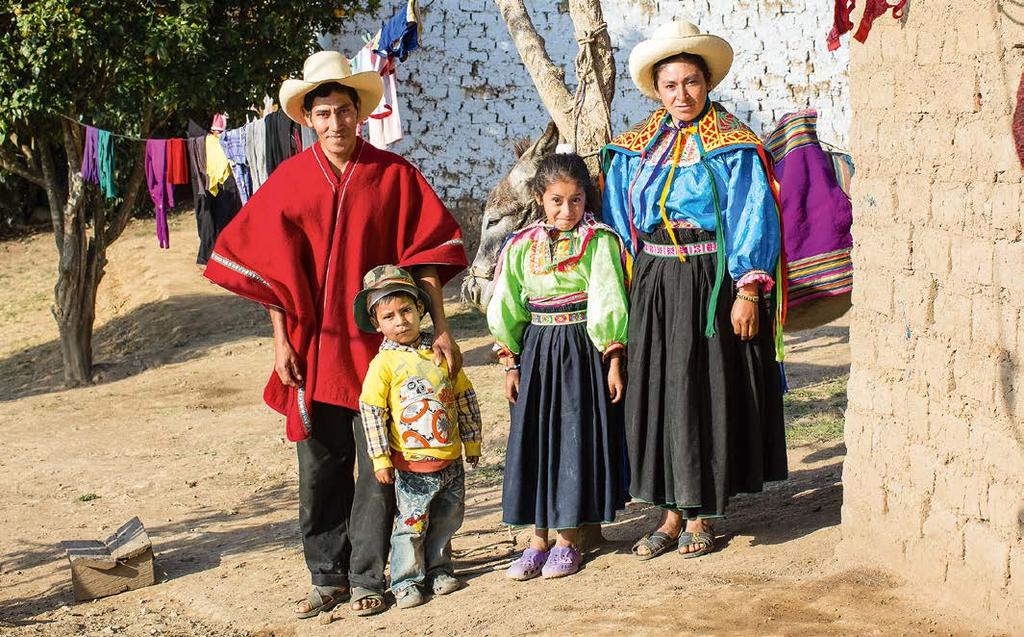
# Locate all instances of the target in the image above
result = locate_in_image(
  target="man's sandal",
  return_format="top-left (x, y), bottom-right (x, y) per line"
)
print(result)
top-left (631, 531), bottom-right (678, 561)
top-left (678, 530), bottom-right (715, 559)
top-left (350, 588), bottom-right (387, 617)
top-left (294, 586), bottom-right (348, 619)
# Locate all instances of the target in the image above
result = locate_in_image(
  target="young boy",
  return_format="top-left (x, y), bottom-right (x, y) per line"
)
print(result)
top-left (354, 264), bottom-right (482, 610)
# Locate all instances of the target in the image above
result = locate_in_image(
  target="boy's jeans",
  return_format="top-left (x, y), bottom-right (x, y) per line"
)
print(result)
top-left (390, 461), bottom-right (466, 594)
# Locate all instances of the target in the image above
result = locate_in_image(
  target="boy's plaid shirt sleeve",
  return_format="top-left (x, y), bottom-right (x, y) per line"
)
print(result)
top-left (455, 383), bottom-right (483, 453)
top-left (358, 401), bottom-right (391, 461)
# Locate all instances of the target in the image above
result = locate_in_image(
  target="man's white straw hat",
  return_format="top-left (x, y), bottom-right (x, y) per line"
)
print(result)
top-left (279, 50), bottom-right (384, 125)
top-left (628, 21), bottom-right (734, 100)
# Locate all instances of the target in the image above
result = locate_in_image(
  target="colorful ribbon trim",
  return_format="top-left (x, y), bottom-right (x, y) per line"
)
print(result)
top-left (642, 241), bottom-right (718, 258)
top-left (530, 310), bottom-right (587, 326)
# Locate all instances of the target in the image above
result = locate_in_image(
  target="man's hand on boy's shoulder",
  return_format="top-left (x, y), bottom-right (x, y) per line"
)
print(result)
top-left (374, 467), bottom-right (395, 484)
top-left (465, 455), bottom-right (479, 467)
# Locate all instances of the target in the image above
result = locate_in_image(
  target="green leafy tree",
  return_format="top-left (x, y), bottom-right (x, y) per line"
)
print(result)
top-left (0, 0), bottom-right (377, 385)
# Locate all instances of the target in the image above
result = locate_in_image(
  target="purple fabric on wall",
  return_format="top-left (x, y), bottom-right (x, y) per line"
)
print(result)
top-left (145, 139), bottom-right (174, 249)
top-left (81, 126), bottom-right (100, 184)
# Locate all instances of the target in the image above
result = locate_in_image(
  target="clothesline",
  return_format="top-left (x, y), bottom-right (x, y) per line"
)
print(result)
top-left (57, 113), bottom-right (150, 142)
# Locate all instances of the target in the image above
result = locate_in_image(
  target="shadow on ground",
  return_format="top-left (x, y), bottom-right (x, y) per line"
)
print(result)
top-left (0, 294), bottom-right (268, 403)
top-left (0, 481), bottom-right (297, 624)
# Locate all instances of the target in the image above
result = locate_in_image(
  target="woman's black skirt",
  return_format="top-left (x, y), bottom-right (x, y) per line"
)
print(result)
top-left (626, 228), bottom-right (787, 518)
top-left (502, 302), bottom-right (629, 529)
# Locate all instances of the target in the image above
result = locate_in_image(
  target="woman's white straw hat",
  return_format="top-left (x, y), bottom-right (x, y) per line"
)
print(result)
top-left (279, 50), bottom-right (384, 125)
top-left (628, 21), bottom-right (734, 100)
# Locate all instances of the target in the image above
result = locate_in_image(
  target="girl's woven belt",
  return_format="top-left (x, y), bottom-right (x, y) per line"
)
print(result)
top-left (641, 241), bottom-right (718, 258)
top-left (529, 309), bottom-right (588, 325)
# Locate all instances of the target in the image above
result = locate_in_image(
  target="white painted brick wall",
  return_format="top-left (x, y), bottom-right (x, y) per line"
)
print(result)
top-left (322, 0), bottom-right (850, 231)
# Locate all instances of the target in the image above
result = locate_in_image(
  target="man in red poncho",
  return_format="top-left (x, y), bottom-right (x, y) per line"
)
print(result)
top-left (204, 50), bottom-right (468, 618)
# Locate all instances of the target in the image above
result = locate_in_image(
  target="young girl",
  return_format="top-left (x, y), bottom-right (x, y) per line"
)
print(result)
top-left (486, 147), bottom-right (629, 579)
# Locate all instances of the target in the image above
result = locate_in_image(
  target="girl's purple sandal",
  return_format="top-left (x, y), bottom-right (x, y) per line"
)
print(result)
top-left (541, 545), bottom-right (581, 578)
top-left (507, 547), bottom-right (548, 580)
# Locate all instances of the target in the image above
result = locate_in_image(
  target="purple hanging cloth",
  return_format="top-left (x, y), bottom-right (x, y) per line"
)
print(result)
top-left (81, 126), bottom-right (100, 184)
top-left (145, 139), bottom-right (174, 249)
top-left (765, 109), bottom-right (853, 307)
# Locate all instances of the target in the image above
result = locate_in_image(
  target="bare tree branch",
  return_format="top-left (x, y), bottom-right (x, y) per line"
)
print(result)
top-left (493, 0), bottom-right (575, 135)
top-left (0, 145), bottom-right (46, 187)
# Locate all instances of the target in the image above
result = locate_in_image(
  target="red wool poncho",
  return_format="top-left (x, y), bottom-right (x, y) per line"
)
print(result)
top-left (204, 139), bottom-right (467, 441)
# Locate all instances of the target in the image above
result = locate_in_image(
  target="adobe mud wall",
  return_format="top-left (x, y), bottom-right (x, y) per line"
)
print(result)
top-left (839, 2), bottom-right (1024, 630)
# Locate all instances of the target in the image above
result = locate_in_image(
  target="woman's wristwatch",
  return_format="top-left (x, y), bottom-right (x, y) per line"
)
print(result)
top-left (736, 291), bottom-right (761, 303)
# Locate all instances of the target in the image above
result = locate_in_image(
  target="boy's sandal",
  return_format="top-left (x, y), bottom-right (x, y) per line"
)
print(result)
top-left (350, 589), bottom-right (387, 617)
top-left (631, 531), bottom-right (677, 561)
top-left (678, 530), bottom-right (715, 559)
top-left (294, 586), bottom-right (348, 619)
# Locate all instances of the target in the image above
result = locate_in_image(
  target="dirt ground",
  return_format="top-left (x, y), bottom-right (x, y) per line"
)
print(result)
top-left (0, 215), bottom-right (997, 636)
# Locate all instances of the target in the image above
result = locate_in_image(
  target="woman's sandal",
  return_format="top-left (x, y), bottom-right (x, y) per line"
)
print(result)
top-left (631, 531), bottom-right (678, 561)
top-left (294, 586), bottom-right (348, 619)
top-left (677, 530), bottom-right (715, 559)
top-left (350, 589), bottom-right (387, 617)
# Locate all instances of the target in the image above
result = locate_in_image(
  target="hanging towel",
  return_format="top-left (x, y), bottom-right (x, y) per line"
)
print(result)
top-left (145, 139), bottom-right (174, 249)
top-left (81, 126), bottom-right (100, 184)
top-left (245, 118), bottom-right (269, 190)
top-left (166, 138), bottom-right (189, 185)
top-left (219, 128), bottom-right (251, 204)
top-left (853, 0), bottom-right (907, 44)
top-left (1013, 70), bottom-right (1023, 170)
top-left (97, 129), bottom-right (117, 199)
top-left (826, 0), bottom-right (856, 51)
top-left (374, 0), bottom-right (419, 60)
top-left (355, 48), bottom-right (403, 149)
top-left (206, 134), bottom-right (232, 196)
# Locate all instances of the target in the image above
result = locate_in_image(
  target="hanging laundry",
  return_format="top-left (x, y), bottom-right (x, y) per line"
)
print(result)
top-left (244, 118), bottom-right (268, 191)
top-left (264, 109), bottom-right (295, 177)
top-left (354, 47), bottom-right (403, 149)
top-left (188, 125), bottom-right (214, 264)
top-left (826, 0), bottom-right (856, 51)
top-left (206, 134), bottom-right (232, 196)
top-left (165, 138), bottom-right (189, 185)
top-left (211, 112), bottom-right (228, 134)
top-left (374, 0), bottom-right (420, 61)
top-left (96, 129), bottom-right (117, 199)
top-left (219, 127), bottom-right (252, 204)
top-left (300, 126), bottom-right (318, 150)
top-left (1014, 70), bottom-right (1024, 170)
top-left (81, 126), bottom-right (100, 184)
top-left (853, 0), bottom-right (907, 44)
top-left (145, 139), bottom-right (174, 249)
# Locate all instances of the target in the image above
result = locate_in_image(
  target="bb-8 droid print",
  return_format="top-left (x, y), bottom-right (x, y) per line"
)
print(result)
top-left (398, 377), bottom-right (451, 448)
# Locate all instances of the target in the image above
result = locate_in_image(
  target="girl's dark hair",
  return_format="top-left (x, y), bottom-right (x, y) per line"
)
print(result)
top-left (302, 82), bottom-right (361, 112)
top-left (528, 152), bottom-right (598, 208)
top-left (652, 52), bottom-right (712, 86)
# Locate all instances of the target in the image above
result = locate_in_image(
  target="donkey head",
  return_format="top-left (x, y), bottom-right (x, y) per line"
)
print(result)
top-left (461, 121), bottom-right (560, 309)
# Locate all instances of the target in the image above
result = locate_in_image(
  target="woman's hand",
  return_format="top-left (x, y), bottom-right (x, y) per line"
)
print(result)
top-left (505, 369), bottom-right (520, 403)
top-left (731, 285), bottom-right (760, 341)
top-left (607, 355), bottom-right (625, 403)
top-left (273, 338), bottom-right (304, 387)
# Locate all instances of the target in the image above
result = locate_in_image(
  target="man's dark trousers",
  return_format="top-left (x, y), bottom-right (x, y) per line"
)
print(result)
top-left (297, 402), bottom-right (396, 590)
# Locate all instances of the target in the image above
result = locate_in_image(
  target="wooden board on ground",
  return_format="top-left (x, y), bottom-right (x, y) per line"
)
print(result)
top-left (64, 517), bottom-right (155, 602)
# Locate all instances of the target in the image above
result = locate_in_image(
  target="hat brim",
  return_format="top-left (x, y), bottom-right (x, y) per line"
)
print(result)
top-left (629, 34), bottom-right (734, 100)
top-left (353, 283), bottom-right (431, 334)
top-left (279, 71), bottom-right (384, 126)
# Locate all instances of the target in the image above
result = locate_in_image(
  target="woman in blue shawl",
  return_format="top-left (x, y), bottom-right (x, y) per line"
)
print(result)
top-left (601, 21), bottom-right (787, 559)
